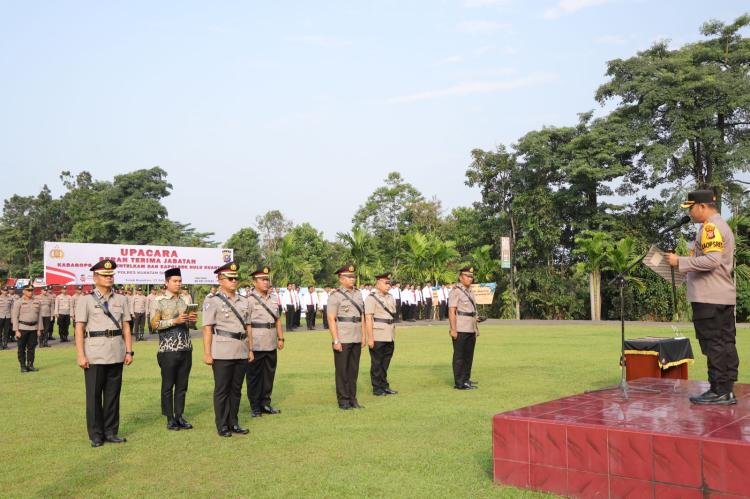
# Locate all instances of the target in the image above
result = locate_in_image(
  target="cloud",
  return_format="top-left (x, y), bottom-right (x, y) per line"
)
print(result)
top-left (387, 72), bottom-right (558, 104)
top-left (462, 0), bottom-right (512, 7)
top-left (287, 35), bottom-right (352, 47)
top-left (544, 0), bottom-right (611, 19)
top-left (457, 20), bottom-right (512, 35)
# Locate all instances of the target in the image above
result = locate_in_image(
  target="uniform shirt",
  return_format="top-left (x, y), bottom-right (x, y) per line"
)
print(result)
top-left (55, 293), bottom-right (73, 315)
top-left (146, 293), bottom-right (158, 314)
top-left (422, 286), bottom-right (433, 302)
top-left (75, 289), bottom-right (132, 364)
top-left (304, 291), bottom-right (319, 309)
top-left (38, 293), bottom-right (53, 317)
top-left (0, 294), bottom-right (12, 319)
top-left (132, 294), bottom-right (147, 314)
top-left (360, 288), bottom-right (371, 301)
top-left (678, 213), bottom-right (736, 305)
top-left (327, 287), bottom-right (364, 343)
top-left (319, 291), bottom-right (329, 307)
top-left (248, 289), bottom-right (279, 352)
top-left (365, 290), bottom-right (396, 342)
top-left (12, 297), bottom-right (43, 331)
top-left (388, 287), bottom-right (401, 302)
top-left (150, 292), bottom-right (192, 353)
top-left (202, 292), bottom-right (250, 360)
top-left (280, 290), bottom-right (294, 308)
top-left (292, 289), bottom-right (301, 310)
top-left (71, 292), bottom-right (83, 320)
top-left (415, 289), bottom-right (423, 304)
top-left (448, 284), bottom-right (477, 334)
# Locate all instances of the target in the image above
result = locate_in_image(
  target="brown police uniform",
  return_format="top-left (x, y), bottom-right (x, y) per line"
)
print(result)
top-left (203, 262), bottom-right (252, 433)
top-left (76, 259), bottom-right (133, 444)
top-left (448, 275), bottom-right (478, 388)
top-left (132, 291), bottom-right (147, 340)
top-left (365, 286), bottom-right (397, 395)
top-left (0, 290), bottom-right (13, 349)
top-left (55, 292), bottom-right (74, 342)
top-left (38, 290), bottom-right (54, 346)
top-left (11, 291), bottom-right (43, 371)
top-left (246, 274), bottom-right (283, 415)
top-left (327, 266), bottom-right (365, 409)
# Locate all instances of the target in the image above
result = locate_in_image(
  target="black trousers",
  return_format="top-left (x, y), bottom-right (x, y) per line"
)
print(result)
top-left (57, 314), bottom-right (71, 339)
top-left (133, 313), bottom-right (146, 338)
top-left (212, 359), bottom-right (245, 430)
top-left (17, 330), bottom-right (38, 366)
top-left (452, 332), bottom-right (477, 386)
top-left (394, 299), bottom-right (401, 322)
top-left (401, 304), bottom-right (409, 321)
top-left (424, 299), bottom-right (433, 320)
top-left (0, 317), bottom-right (9, 346)
top-left (157, 350), bottom-right (192, 418)
top-left (322, 306), bottom-right (328, 329)
top-left (410, 304), bottom-right (417, 320)
top-left (333, 343), bottom-right (361, 407)
top-left (84, 363), bottom-right (124, 441)
top-left (439, 302), bottom-right (448, 320)
top-left (285, 305), bottom-right (295, 331)
top-left (246, 350), bottom-right (277, 411)
top-left (294, 307), bottom-right (301, 327)
top-left (306, 305), bottom-right (316, 329)
top-left (146, 314), bottom-right (152, 333)
top-left (41, 316), bottom-right (52, 344)
top-left (692, 303), bottom-right (739, 394)
top-left (369, 341), bottom-right (395, 392)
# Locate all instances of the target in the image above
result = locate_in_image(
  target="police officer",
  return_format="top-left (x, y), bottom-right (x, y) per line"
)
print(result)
top-left (202, 262), bottom-right (253, 437)
top-left (12, 285), bottom-right (43, 372)
top-left (0, 287), bottom-right (12, 349)
top-left (327, 264), bottom-right (365, 410)
top-left (246, 265), bottom-right (285, 417)
top-left (132, 288), bottom-right (147, 341)
top-left (449, 266), bottom-right (479, 390)
top-left (365, 272), bottom-right (398, 396)
top-left (54, 287), bottom-right (74, 342)
top-left (151, 268), bottom-right (196, 430)
top-left (146, 287), bottom-right (159, 335)
top-left (38, 286), bottom-right (54, 346)
top-left (668, 189), bottom-right (738, 405)
top-left (74, 259), bottom-right (134, 447)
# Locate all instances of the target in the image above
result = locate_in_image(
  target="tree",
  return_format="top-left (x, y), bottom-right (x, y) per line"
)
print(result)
top-left (338, 227), bottom-right (381, 286)
top-left (225, 227), bottom-right (262, 281)
top-left (398, 232), bottom-right (459, 285)
top-left (255, 210), bottom-right (293, 260)
top-left (269, 233), bottom-right (313, 286)
top-left (574, 230), bottom-right (612, 321)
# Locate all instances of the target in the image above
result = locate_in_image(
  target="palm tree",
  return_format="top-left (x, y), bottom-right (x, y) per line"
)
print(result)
top-left (270, 233), bottom-right (313, 286)
top-left (574, 230), bottom-right (612, 321)
top-left (399, 232), bottom-right (459, 285)
top-left (337, 227), bottom-right (380, 286)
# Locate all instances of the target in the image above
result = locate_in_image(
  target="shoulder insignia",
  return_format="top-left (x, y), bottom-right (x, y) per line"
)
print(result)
top-left (701, 223), bottom-right (724, 253)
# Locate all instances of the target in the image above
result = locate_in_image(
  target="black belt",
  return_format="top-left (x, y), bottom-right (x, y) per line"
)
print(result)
top-left (19, 320), bottom-right (38, 326)
top-left (457, 311), bottom-right (476, 317)
top-left (250, 322), bottom-right (275, 329)
top-left (373, 318), bottom-right (393, 324)
top-left (457, 331), bottom-right (476, 335)
top-left (86, 330), bottom-right (122, 338)
top-left (337, 316), bottom-right (361, 323)
top-left (214, 329), bottom-right (247, 340)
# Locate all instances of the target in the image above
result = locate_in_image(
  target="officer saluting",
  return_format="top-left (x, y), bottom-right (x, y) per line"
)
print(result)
top-left (448, 266), bottom-right (479, 390)
top-left (327, 264), bottom-right (365, 410)
top-left (365, 272), bottom-right (398, 396)
top-left (246, 265), bottom-right (285, 417)
top-left (74, 259), bottom-right (134, 447)
top-left (12, 285), bottom-right (43, 372)
top-left (202, 262), bottom-right (254, 437)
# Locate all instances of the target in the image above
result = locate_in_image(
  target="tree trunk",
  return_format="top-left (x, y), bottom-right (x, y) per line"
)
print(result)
top-left (589, 270), bottom-right (601, 321)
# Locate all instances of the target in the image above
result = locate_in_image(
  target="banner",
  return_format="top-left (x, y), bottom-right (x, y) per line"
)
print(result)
top-left (501, 236), bottom-right (511, 269)
top-left (44, 242), bottom-right (233, 285)
top-left (471, 282), bottom-right (497, 305)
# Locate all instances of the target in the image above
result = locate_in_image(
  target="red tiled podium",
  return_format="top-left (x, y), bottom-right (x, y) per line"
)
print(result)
top-left (493, 379), bottom-right (750, 497)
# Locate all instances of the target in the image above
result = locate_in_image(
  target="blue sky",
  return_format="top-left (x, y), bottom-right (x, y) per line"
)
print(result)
top-left (0, 0), bottom-right (746, 243)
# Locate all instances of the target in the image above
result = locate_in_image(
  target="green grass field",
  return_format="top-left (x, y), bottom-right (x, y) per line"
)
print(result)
top-left (1, 321), bottom-right (749, 498)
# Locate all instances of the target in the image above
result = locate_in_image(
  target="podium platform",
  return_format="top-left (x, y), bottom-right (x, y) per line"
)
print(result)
top-left (493, 378), bottom-right (750, 497)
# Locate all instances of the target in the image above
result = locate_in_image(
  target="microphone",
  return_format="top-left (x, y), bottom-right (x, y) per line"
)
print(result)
top-left (659, 215), bottom-right (691, 235)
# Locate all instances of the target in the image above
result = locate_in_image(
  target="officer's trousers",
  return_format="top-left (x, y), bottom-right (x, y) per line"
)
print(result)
top-left (84, 362), bottom-right (124, 441)
top-left (369, 341), bottom-right (394, 393)
top-left (57, 314), bottom-right (71, 340)
top-left (17, 330), bottom-right (38, 366)
top-left (692, 303), bottom-right (739, 395)
top-left (246, 350), bottom-right (277, 411)
top-left (0, 317), bottom-right (9, 347)
top-left (285, 305), bottom-right (295, 331)
top-left (212, 359), bottom-right (245, 430)
top-left (133, 313), bottom-right (145, 339)
top-left (333, 343), bottom-right (361, 407)
top-left (452, 332), bottom-right (476, 386)
top-left (306, 305), bottom-right (316, 329)
top-left (157, 350), bottom-right (192, 418)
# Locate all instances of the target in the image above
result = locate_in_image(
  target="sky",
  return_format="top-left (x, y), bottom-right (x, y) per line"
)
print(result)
top-left (0, 0), bottom-right (747, 243)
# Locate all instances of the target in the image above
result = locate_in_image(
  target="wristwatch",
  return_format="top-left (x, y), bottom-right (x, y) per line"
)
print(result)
top-left (126, 351), bottom-right (135, 356)
top-left (333, 339), bottom-right (340, 345)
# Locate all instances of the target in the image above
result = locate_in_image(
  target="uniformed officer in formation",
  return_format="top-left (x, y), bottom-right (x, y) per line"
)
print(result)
top-left (146, 287), bottom-right (159, 335)
top-left (668, 189), bottom-right (739, 405)
top-left (54, 287), bottom-right (73, 342)
top-left (131, 288), bottom-right (147, 341)
top-left (327, 264), bottom-right (365, 410)
top-left (0, 287), bottom-right (13, 349)
top-left (71, 286), bottom-right (83, 324)
top-left (365, 272), bottom-right (398, 396)
top-left (74, 259), bottom-right (134, 447)
top-left (448, 266), bottom-right (479, 390)
top-left (150, 268), bottom-right (196, 430)
top-left (12, 285), bottom-right (43, 372)
top-left (246, 265), bottom-right (285, 417)
top-left (38, 286), bottom-right (54, 346)
top-left (202, 262), bottom-right (253, 437)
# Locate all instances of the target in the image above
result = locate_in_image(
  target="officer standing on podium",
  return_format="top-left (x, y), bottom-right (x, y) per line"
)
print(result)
top-left (449, 266), bottom-right (479, 390)
top-left (202, 262), bottom-right (253, 437)
top-left (74, 259), bottom-right (134, 447)
top-left (327, 264), bottom-right (365, 410)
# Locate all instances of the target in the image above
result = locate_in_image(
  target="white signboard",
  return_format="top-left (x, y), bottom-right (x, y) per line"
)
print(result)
top-left (44, 242), bottom-right (233, 285)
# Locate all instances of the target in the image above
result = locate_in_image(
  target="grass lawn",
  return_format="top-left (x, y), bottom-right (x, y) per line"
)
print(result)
top-left (1, 321), bottom-right (749, 498)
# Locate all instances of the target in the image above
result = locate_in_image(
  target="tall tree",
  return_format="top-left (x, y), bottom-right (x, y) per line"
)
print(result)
top-left (255, 210), bottom-right (293, 260)
top-left (338, 227), bottom-right (381, 286)
top-left (225, 227), bottom-right (262, 281)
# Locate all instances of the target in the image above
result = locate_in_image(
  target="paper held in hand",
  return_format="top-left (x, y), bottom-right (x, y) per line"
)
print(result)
top-left (644, 245), bottom-right (686, 286)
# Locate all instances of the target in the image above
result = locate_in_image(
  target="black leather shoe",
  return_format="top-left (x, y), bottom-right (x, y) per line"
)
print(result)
top-left (261, 405), bottom-right (280, 414)
top-left (26, 365), bottom-right (39, 372)
top-left (339, 404), bottom-right (352, 410)
top-left (104, 435), bottom-right (126, 443)
top-left (384, 388), bottom-right (398, 395)
top-left (167, 419), bottom-right (181, 431)
top-left (454, 383), bottom-right (474, 390)
top-left (90, 439), bottom-right (104, 448)
top-left (695, 392), bottom-right (737, 405)
top-left (251, 410), bottom-right (262, 417)
top-left (351, 401), bottom-right (365, 409)
top-left (20, 366), bottom-right (29, 373)
top-left (218, 426), bottom-right (232, 437)
top-left (373, 390), bottom-right (386, 396)
top-left (176, 417), bottom-right (193, 429)
top-left (689, 390), bottom-right (720, 404)
top-left (230, 425), bottom-right (249, 435)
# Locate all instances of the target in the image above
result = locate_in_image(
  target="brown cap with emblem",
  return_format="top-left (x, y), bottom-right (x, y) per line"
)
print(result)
top-left (335, 264), bottom-right (356, 275)
top-left (251, 265), bottom-right (271, 278)
top-left (374, 272), bottom-right (391, 280)
top-left (681, 189), bottom-right (716, 208)
top-left (90, 259), bottom-right (117, 275)
top-left (459, 266), bottom-right (475, 276)
top-left (214, 261), bottom-right (239, 278)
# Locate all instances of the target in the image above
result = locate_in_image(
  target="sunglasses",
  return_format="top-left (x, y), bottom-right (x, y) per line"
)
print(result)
top-left (224, 276), bottom-right (239, 281)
